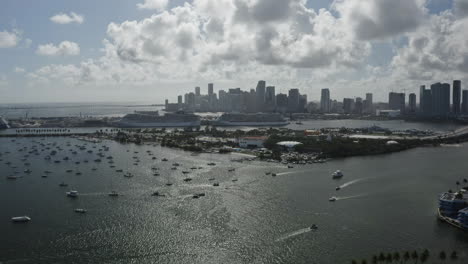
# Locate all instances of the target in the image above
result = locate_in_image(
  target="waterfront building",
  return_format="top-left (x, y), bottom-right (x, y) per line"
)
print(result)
top-left (320, 88), bottom-right (331, 113)
top-left (177, 95), bottom-right (183, 105)
top-left (195, 86), bottom-right (200, 96)
top-left (453, 80), bottom-right (461, 115)
top-left (265, 86), bottom-right (276, 112)
top-left (208, 83), bottom-right (214, 96)
top-left (431, 82), bottom-right (451, 118)
top-left (288, 89), bottom-right (300, 113)
top-left (276, 93), bottom-right (288, 113)
top-left (238, 136), bottom-right (268, 148)
top-left (343, 98), bottom-right (354, 114)
top-left (388, 92), bottom-right (405, 114)
top-left (376, 109), bottom-right (400, 117)
top-left (364, 93), bottom-right (373, 114)
top-left (409, 93), bottom-right (416, 113)
top-left (354, 97), bottom-right (363, 114)
top-left (462, 90), bottom-right (468, 114)
top-left (256, 80), bottom-right (266, 112)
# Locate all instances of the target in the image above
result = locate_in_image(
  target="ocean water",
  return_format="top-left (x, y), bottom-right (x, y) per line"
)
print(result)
top-left (1, 137), bottom-right (467, 263)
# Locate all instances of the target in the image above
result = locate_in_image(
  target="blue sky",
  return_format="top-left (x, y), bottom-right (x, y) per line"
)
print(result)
top-left (0, 0), bottom-right (465, 103)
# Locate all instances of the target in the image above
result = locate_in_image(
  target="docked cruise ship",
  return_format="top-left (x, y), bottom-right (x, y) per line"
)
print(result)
top-left (214, 113), bottom-right (288, 126)
top-left (438, 190), bottom-right (468, 231)
top-left (117, 111), bottom-right (200, 128)
top-left (0, 116), bottom-right (9, 129)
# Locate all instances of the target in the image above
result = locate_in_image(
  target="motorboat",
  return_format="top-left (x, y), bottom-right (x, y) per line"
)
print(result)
top-left (213, 182), bottom-right (220, 187)
top-left (74, 209), bottom-right (87, 214)
top-left (329, 196), bottom-right (337, 202)
top-left (228, 168), bottom-right (235, 172)
top-left (11, 216), bottom-right (31, 223)
top-left (207, 162), bottom-right (216, 166)
top-left (66, 190), bottom-right (79, 197)
top-left (271, 173), bottom-right (277, 177)
top-left (335, 186), bottom-right (341, 191)
top-left (7, 175), bottom-right (18, 180)
top-left (24, 169), bottom-right (32, 173)
top-left (310, 224), bottom-right (318, 230)
top-left (124, 173), bottom-right (134, 178)
top-left (332, 170), bottom-right (344, 179)
top-left (108, 191), bottom-right (119, 197)
top-left (183, 178), bottom-right (192, 182)
top-left (162, 158), bottom-right (168, 161)
top-left (287, 165), bottom-right (294, 169)
top-left (66, 169), bottom-right (73, 173)
top-left (59, 182), bottom-right (68, 187)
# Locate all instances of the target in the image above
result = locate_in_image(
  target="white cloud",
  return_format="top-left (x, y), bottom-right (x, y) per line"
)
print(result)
top-left (14, 67), bottom-right (26, 73)
top-left (454, 0), bottom-right (468, 17)
top-left (36, 41), bottom-right (80, 56)
top-left (50, 12), bottom-right (84, 24)
top-left (137, 0), bottom-right (169, 10)
top-left (0, 30), bottom-right (20, 48)
top-left (333, 0), bottom-right (428, 40)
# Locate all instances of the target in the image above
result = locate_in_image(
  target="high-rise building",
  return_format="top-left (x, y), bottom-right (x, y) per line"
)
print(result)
top-left (462, 90), bottom-right (468, 114)
top-left (388, 92), bottom-right (406, 113)
top-left (354, 97), bottom-right (363, 114)
top-left (255, 80), bottom-right (266, 112)
top-left (419, 85), bottom-right (425, 108)
top-left (431, 82), bottom-right (450, 117)
top-left (409, 93), bottom-right (416, 112)
top-left (208, 83), bottom-right (214, 96)
top-left (287, 89), bottom-right (300, 113)
top-left (420, 86), bottom-right (432, 115)
top-left (320, 88), bottom-right (330, 113)
top-left (364, 93), bottom-right (373, 114)
top-left (453, 80), bottom-right (461, 115)
top-left (195, 86), bottom-right (200, 96)
top-left (343, 98), bottom-right (354, 114)
top-left (177, 95), bottom-right (183, 104)
top-left (298, 94), bottom-right (307, 113)
top-left (276, 93), bottom-right (288, 113)
top-left (265, 86), bottom-right (276, 111)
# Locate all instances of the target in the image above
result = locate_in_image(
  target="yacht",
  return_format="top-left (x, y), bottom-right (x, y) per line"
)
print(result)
top-left (66, 190), bottom-right (79, 197)
top-left (329, 196), bottom-right (337, 202)
top-left (332, 170), bottom-right (344, 179)
top-left (11, 216), bottom-right (31, 223)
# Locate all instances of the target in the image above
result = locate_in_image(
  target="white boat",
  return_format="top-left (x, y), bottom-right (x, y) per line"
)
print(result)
top-left (11, 216), bottom-right (31, 222)
top-left (74, 209), bottom-right (87, 214)
top-left (332, 170), bottom-right (344, 179)
top-left (329, 196), bottom-right (337, 202)
top-left (66, 190), bottom-right (79, 197)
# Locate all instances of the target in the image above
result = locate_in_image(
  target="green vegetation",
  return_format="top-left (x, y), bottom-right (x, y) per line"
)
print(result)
top-left (351, 249), bottom-right (462, 264)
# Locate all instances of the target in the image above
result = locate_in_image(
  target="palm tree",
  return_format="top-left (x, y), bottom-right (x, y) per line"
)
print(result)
top-left (411, 251), bottom-right (418, 263)
top-left (393, 252), bottom-right (400, 263)
top-left (361, 259), bottom-right (367, 264)
top-left (351, 259), bottom-right (358, 264)
top-left (450, 251), bottom-right (457, 261)
top-left (372, 255), bottom-right (378, 264)
top-left (463, 178), bottom-right (467, 183)
top-left (420, 249), bottom-right (429, 263)
top-left (386, 253), bottom-right (393, 263)
top-left (439, 251), bottom-right (446, 263)
top-left (379, 252), bottom-right (386, 262)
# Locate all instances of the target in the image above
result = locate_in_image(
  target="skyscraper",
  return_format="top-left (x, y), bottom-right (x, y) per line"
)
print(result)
top-left (195, 86), bottom-right (200, 96)
top-left (320, 88), bottom-right (330, 113)
top-left (453, 80), bottom-right (461, 115)
top-left (177, 95), bottom-right (183, 104)
top-left (354, 97), bottom-right (363, 114)
top-left (255, 80), bottom-right (266, 112)
top-left (265, 86), bottom-right (276, 111)
top-left (420, 86), bottom-right (432, 115)
top-left (343, 98), bottom-right (354, 114)
top-left (287, 89), bottom-right (300, 113)
top-left (431, 82), bottom-right (450, 117)
top-left (462, 90), bottom-right (468, 114)
top-left (364, 93), bottom-right (373, 114)
top-left (388, 92), bottom-right (406, 114)
top-left (276, 93), bottom-right (288, 113)
top-left (208, 83), bottom-right (214, 96)
top-left (409, 93), bottom-right (416, 113)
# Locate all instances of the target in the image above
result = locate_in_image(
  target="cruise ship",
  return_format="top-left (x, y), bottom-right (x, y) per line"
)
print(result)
top-left (0, 116), bottom-right (9, 129)
top-left (214, 113), bottom-right (288, 126)
top-left (437, 190), bottom-right (468, 231)
top-left (117, 111), bottom-right (200, 128)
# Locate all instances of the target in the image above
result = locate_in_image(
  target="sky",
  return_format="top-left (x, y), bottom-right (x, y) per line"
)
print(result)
top-left (0, 0), bottom-right (467, 104)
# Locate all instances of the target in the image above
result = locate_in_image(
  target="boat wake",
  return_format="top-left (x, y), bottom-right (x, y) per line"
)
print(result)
top-left (275, 227), bottom-right (315, 242)
top-left (335, 194), bottom-right (368, 200)
top-left (440, 144), bottom-right (462, 147)
top-left (337, 178), bottom-right (369, 189)
top-left (276, 171), bottom-right (307, 176)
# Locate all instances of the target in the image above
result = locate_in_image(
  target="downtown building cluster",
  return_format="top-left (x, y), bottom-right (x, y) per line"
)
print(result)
top-left (165, 81), bottom-right (308, 113)
top-left (319, 88), bottom-right (374, 115)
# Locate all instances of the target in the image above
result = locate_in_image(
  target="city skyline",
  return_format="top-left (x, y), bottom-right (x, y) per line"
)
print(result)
top-left (1, 0), bottom-right (468, 103)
